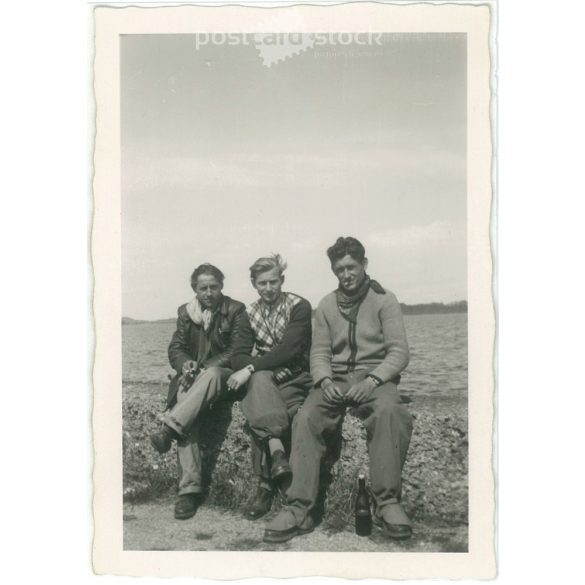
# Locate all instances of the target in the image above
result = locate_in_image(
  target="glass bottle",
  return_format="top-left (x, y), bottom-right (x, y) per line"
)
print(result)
top-left (355, 473), bottom-right (372, 536)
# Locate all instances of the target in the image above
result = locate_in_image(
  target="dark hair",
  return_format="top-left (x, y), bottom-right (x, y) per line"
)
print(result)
top-left (326, 237), bottom-right (366, 264)
top-left (249, 254), bottom-right (287, 281)
top-left (190, 263), bottom-right (225, 290)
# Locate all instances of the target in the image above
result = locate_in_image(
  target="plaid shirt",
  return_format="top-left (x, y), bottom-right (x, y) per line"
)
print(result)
top-left (246, 292), bottom-right (302, 356)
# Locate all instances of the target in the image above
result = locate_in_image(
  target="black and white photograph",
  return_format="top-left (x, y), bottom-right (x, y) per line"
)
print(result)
top-left (10, 1), bottom-right (585, 584)
top-left (92, 2), bottom-right (495, 578)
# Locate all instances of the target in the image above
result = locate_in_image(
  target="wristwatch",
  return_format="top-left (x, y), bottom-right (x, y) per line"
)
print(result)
top-left (245, 364), bottom-right (255, 374)
top-left (366, 375), bottom-right (382, 387)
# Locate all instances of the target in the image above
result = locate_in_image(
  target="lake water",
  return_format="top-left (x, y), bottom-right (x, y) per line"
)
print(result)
top-left (122, 313), bottom-right (467, 398)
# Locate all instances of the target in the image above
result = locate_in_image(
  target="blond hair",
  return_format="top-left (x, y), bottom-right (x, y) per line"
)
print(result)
top-left (249, 254), bottom-right (287, 281)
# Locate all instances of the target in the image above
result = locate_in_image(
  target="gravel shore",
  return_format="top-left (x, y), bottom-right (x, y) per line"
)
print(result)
top-left (123, 382), bottom-right (467, 551)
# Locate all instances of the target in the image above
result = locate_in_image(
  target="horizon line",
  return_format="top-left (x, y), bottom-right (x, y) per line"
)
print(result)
top-left (123, 299), bottom-right (468, 322)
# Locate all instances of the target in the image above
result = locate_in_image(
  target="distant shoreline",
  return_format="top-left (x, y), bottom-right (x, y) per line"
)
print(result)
top-left (123, 301), bottom-right (468, 324)
top-left (400, 301), bottom-right (467, 315)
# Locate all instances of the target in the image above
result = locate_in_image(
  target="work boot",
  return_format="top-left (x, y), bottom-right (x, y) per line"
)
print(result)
top-left (263, 508), bottom-right (314, 543)
top-left (373, 502), bottom-right (413, 540)
top-left (244, 484), bottom-right (273, 520)
top-left (270, 450), bottom-right (292, 481)
top-left (149, 425), bottom-right (180, 454)
top-left (174, 493), bottom-right (203, 520)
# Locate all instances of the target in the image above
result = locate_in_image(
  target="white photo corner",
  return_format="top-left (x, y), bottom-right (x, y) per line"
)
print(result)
top-left (92, 1), bottom-right (495, 578)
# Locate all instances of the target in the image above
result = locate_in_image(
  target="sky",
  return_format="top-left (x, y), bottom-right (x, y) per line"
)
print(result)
top-left (121, 33), bottom-right (466, 320)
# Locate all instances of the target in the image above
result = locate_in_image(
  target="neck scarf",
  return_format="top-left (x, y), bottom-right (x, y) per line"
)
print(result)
top-left (185, 296), bottom-right (220, 332)
top-left (336, 274), bottom-right (385, 323)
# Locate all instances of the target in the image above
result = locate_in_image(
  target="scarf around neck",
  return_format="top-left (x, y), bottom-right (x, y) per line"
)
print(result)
top-left (186, 296), bottom-right (220, 332)
top-left (336, 274), bottom-right (385, 323)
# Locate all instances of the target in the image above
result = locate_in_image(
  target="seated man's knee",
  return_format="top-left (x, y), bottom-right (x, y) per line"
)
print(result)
top-left (200, 366), bottom-right (226, 382)
top-left (373, 395), bottom-right (410, 421)
top-left (292, 403), bottom-right (320, 433)
top-left (248, 370), bottom-right (273, 391)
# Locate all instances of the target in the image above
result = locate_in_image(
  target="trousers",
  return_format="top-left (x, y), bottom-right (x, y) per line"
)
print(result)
top-left (240, 370), bottom-right (312, 480)
top-left (284, 370), bottom-right (413, 523)
top-left (163, 366), bottom-right (232, 496)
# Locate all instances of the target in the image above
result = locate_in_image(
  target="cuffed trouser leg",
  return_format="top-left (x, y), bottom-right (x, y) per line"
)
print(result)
top-left (284, 387), bottom-right (345, 524)
top-left (176, 424), bottom-right (204, 495)
top-left (163, 366), bottom-right (232, 496)
top-left (352, 381), bottom-right (413, 509)
top-left (243, 371), bottom-right (312, 480)
top-left (249, 432), bottom-right (270, 480)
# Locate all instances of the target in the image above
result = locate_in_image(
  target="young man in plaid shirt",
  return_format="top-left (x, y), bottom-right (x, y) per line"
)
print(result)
top-left (227, 254), bottom-right (313, 520)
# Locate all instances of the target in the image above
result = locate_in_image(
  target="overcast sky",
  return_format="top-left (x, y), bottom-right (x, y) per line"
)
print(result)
top-left (121, 33), bottom-right (466, 319)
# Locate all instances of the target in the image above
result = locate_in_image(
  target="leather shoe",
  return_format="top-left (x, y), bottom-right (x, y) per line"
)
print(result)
top-left (244, 485), bottom-right (273, 520)
top-left (263, 509), bottom-right (314, 543)
top-left (270, 450), bottom-right (292, 481)
top-left (374, 517), bottom-right (413, 540)
top-left (150, 425), bottom-right (178, 454)
top-left (263, 524), bottom-right (314, 543)
top-left (373, 503), bottom-right (413, 540)
top-left (174, 493), bottom-right (203, 520)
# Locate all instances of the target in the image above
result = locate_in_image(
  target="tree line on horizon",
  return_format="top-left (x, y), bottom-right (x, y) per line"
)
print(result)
top-left (399, 300), bottom-right (468, 315)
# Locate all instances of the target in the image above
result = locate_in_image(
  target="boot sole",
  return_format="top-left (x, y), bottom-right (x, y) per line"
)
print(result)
top-left (373, 517), bottom-right (413, 540)
top-left (263, 525), bottom-right (314, 544)
top-left (174, 509), bottom-right (198, 520)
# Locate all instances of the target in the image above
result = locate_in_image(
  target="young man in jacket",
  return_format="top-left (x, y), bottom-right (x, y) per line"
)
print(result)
top-left (227, 254), bottom-right (313, 521)
top-left (264, 237), bottom-right (413, 543)
top-left (149, 263), bottom-right (245, 520)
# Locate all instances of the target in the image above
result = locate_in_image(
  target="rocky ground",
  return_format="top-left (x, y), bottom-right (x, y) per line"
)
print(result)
top-left (123, 498), bottom-right (468, 552)
top-left (123, 382), bottom-right (468, 551)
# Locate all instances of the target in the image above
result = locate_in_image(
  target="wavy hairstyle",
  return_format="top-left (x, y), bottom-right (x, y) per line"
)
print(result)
top-left (249, 254), bottom-right (287, 281)
top-left (326, 236), bottom-right (366, 265)
top-left (190, 263), bottom-right (225, 290)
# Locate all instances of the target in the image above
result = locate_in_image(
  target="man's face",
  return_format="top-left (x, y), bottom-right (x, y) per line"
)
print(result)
top-left (194, 274), bottom-right (223, 310)
top-left (253, 267), bottom-right (284, 306)
top-left (332, 254), bottom-right (368, 293)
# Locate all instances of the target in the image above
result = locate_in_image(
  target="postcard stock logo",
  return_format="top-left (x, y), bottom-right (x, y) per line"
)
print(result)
top-left (195, 33), bottom-right (383, 67)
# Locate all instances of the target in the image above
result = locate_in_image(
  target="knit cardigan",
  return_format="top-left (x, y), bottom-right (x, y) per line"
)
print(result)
top-left (310, 287), bottom-right (409, 386)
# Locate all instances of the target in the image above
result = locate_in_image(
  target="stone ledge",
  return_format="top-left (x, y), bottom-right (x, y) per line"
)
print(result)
top-left (123, 386), bottom-right (468, 526)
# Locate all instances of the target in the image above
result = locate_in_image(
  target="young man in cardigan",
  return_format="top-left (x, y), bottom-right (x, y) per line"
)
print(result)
top-left (263, 237), bottom-right (413, 543)
top-left (227, 254), bottom-right (313, 521)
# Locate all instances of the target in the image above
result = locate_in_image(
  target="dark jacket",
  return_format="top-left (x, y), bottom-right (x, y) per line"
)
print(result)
top-left (231, 296), bottom-right (312, 372)
top-left (166, 295), bottom-right (245, 408)
top-left (168, 295), bottom-right (245, 374)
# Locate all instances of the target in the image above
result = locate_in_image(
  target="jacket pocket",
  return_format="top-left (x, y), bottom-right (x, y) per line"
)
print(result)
top-left (216, 326), bottom-right (232, 347)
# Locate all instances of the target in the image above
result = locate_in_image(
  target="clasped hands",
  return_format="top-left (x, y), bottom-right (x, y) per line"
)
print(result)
top-left (321, 376), bottom-right (377, 405)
